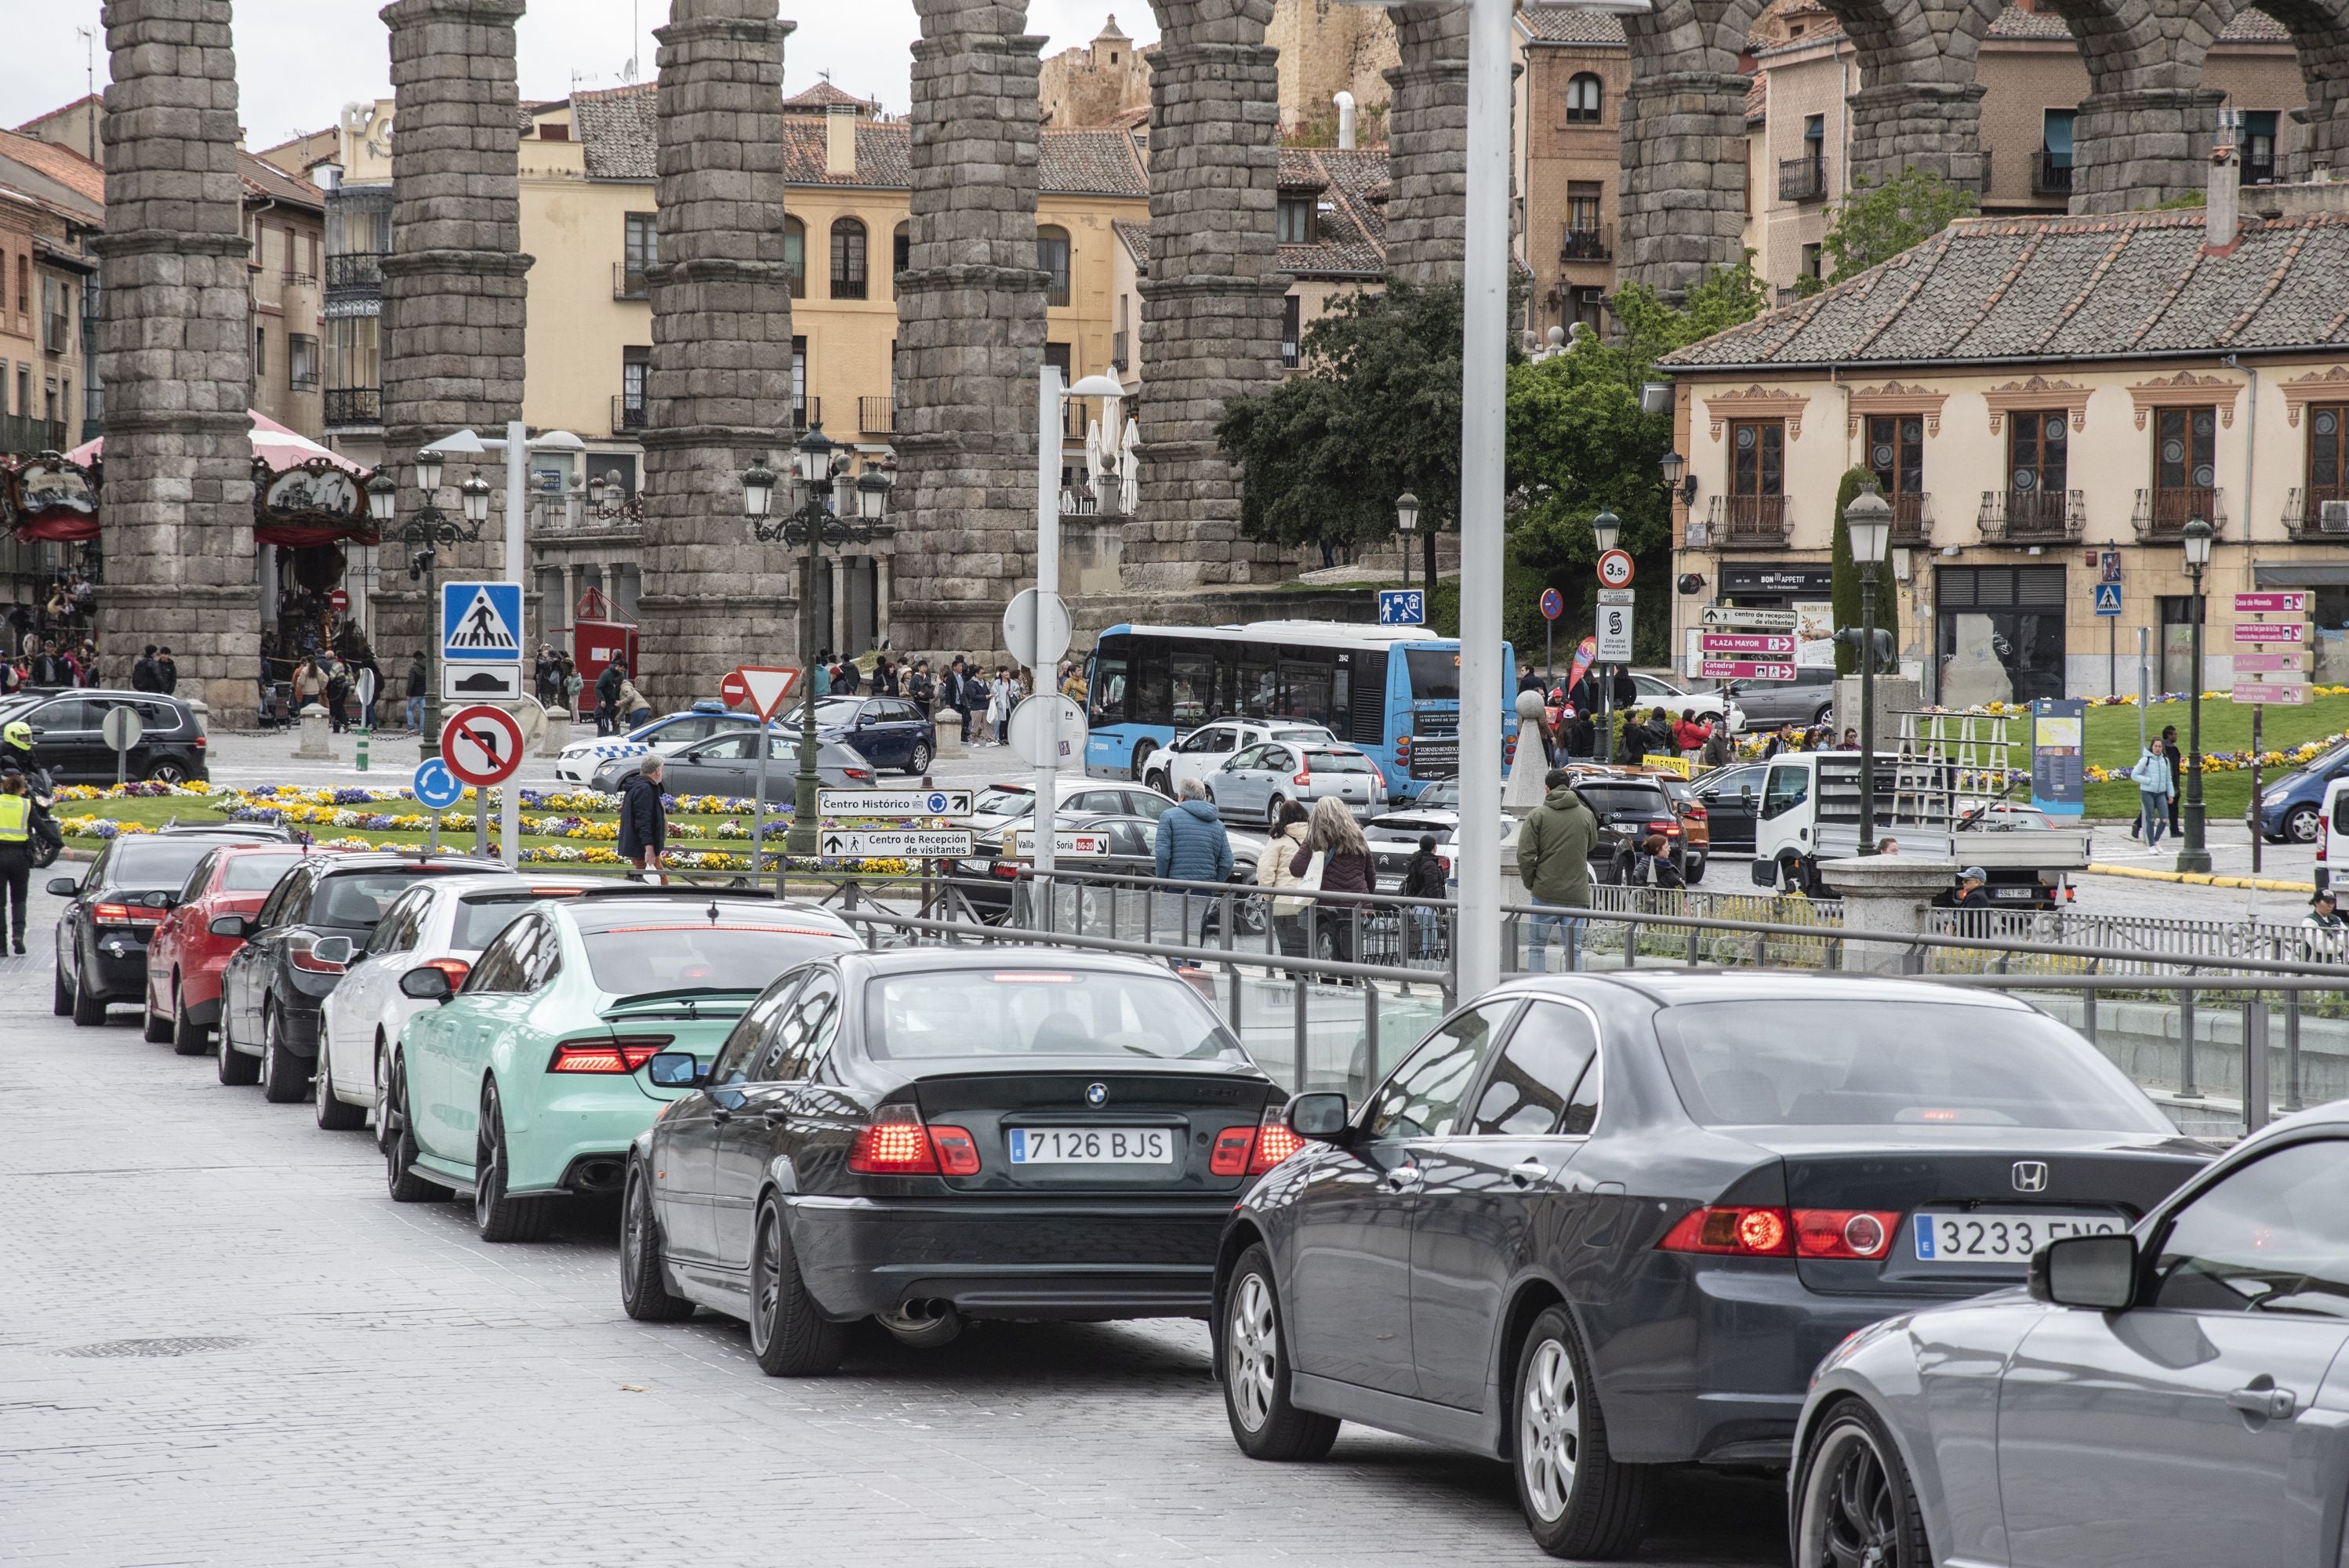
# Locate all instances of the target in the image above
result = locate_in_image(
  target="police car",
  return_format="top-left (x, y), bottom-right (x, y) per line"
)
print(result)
top-left (550, 701), bottom-right (775, 786)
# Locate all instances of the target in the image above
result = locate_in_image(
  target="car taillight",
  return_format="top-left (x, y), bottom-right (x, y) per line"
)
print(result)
top-left (1793, 1210), bottom-right (1901, 1260)
top-left (1209, 1125), bottom-right (1256, 1176)
top-left (1294, 765), bottom-right (1312, 786)
top-left (990, 861), bottom-right (1024, 880)
top-left (423, 957), bottom-right (470, 989)
top-left (547, 1034), bottom-right (676, 1073)
top-left (1679, 802), bottom-right (1708, 822)
top-left (1251, 1109), bottom-right (1304, 1174)
top-left (193, 735), bottom-right (207, 748)
top-left (846, 768), bottom-right (873, 782)
top-left (848, 1102), bottom-right (942, 1174)
top-left (93, 902), bottom-right (151, 927)
top-left (928, 1124), bottom-right (981, 1176)
top-left (288, 934), bottom-right (347, 973)
top-left (1658, 1205), bottom-right (1794, 1257)
top-left (1647, 818), bottom-right (1682, 837)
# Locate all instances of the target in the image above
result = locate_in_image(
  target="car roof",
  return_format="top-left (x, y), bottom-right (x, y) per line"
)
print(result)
top-left (563, 894), bottom-right (855, 935)
top-left (844, 946), bottom-right (1198, 983)
top-left (1504, 970), bottom-right (2038, 1013)
top-left (312, 852), bottom-right (506, 876)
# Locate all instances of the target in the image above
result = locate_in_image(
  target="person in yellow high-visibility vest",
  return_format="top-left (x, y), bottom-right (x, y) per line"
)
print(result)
top-left (0, 770), bottom-right (54, 953)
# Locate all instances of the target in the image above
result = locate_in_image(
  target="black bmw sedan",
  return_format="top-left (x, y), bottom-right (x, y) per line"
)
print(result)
top-left (620, 948), bottom-right (1287, 1376)
top-left (51, 827), bottom-right (289, 1025)
top-left (1212, 971), bottom-right (2214, 1559)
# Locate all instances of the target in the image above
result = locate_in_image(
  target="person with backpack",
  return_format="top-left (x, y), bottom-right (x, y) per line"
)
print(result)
top-left (1397, 833), bottom-right (1450, 960)
top-left (1256, 797), bottom-right (1313, 964)
top-left (2128, 742), bottom-right (2173, 848)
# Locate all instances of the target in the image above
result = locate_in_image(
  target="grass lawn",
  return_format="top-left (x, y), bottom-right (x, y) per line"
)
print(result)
top-left (2079, 692), bottom-right (2349, 820)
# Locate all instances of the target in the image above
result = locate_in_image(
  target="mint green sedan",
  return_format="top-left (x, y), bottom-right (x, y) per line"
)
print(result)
top-left (381, 891), bottom-right (860, 1241)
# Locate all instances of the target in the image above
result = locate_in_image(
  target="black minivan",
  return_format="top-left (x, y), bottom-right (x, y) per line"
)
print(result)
top-left (8, 688), bottom-right (209, 784)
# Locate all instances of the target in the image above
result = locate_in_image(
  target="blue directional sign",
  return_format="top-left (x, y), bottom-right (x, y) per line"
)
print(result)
top-left (412, 757), bottom-right (464, 810)
top-left (441, 580), bottom-right (524, 662)
top-left (2093, 582), bottom-right (2122, 617)
top-left (1378, 589), bottom-right (1425, 626)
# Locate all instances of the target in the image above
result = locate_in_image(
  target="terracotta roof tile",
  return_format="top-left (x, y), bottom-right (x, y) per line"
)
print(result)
top-left (238, 150), bottom-right (324, 212)
top-left (1107, 147), bottom-right (1390, 281)
top-left (783, 81), bottom-right (882, 112)
top-left (0, 129), bottom-right (103, 208)
top-left (1519, 6), bottom-right (1626, 44)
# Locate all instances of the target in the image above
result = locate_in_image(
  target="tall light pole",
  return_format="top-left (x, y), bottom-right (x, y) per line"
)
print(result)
top-left (1395, 491), bottom-right (1420, 599)
top-left (1032, 369), bottom-right (1126, 879)
top-left (1844, 480), bottom-right (1892, 853)
top-left (367, 453), bottom-right (489, 764)
top-left (2177, 514), bottom-right (2213, 873)
top-left (1591, 506), bottom-right (1621, 760)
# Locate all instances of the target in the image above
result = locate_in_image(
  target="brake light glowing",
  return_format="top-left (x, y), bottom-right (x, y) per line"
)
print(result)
top-left (846, 768), bottom-right (873, 782)
top-left (928, 1124), bottom-right (981, 1176)
top-left (989, 862), bottom-right (1024, 880)
top-left (1794, 1210), bottom-right (1901, 1260)
top-left (548, 1034), bottom-right (676, 1073)
top-left (1659, 1206), bottom-right (1794, 1257)
top-left (1251, 1109), bottom-right (1304, 1174)
top-left (848, 1103), bottom-right (941, 1174)
top-left (423, 957), bottom-right (471, 989)
top-left (1294, 764), bottom-right (1312, 786)
top-left (1647, 818), bottom-right (1683, 837)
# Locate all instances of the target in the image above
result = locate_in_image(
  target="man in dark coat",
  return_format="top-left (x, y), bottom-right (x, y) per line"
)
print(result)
top-left (132, 645), bottom-right (163, 692)
top-left (617, 753), bottom-right (667, 880)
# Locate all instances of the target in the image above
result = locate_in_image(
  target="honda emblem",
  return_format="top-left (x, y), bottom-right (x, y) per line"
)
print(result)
top-left (2011, 1160), bottom-right (2049, 1194)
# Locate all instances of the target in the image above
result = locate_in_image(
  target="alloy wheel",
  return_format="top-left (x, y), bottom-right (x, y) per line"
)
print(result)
top-left (752, 1207), bottom-right (782, 1350)
top-left (1226, 1272), bottom-right (1279, 1432)
top-left (1519, 1337), bottom-right (1581, 1524)
top-left (475, 1095), bottom-right (505, 1229)
top-left (624, 1174), bottom-right (652, 1280)
top-left (1821, 1429), bottom-right (1897, 1568)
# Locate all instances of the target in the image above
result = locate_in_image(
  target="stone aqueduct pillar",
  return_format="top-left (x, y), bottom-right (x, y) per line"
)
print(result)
top-left (888, 0), bottom-right (1051, 658)
top-left (1383, 3), bottom-right (1472, 286)
top-left (93, 0), bottom-right (258, 722)
top-left (377, 0), bottom-right (532, 664)
top-left (636, 0), bottom-right (800, 713)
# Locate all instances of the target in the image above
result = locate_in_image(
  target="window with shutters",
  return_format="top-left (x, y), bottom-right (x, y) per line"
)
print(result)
top-left (2148, 405), bottom-right (2217, 531)
top-left (830, 217), bottom-right (868, 299)
top-left (2309, 405), bottom-right (2347, 506)
top-left (782, 217), bottom-right (806, 299)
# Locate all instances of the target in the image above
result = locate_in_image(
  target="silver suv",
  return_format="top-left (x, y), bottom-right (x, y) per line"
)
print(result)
top-left (1205, 739), bottom-right (1383, 825)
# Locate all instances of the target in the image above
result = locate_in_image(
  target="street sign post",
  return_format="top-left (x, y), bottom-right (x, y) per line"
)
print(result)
top-left (724, 666), bottom-right (800, 891)
top-left (1596, 591), bottom-right (1633, 663)
top-left (1699, 605), bottom-right (1799, 630)
top-left (101, 703), bottom-right (143, 787)
top-left (1596, 550), bottom-right (1635, 590)
top-left (2234, 652), bottom-right (2306, 673)
top-left (2233, 682), bottom-right (2311, 705)
top-left (1377, 588), bottom-right (1426, 626)
top-left (329, 587), bottom-right (350, 612)
top-left (442, 663), bottom-right (523, 702)
top-left (1002, 588), bottom-right (1074, 670)
top-left (1539, 587), bottom-right (1564, 620)
top-left (819, 828), bottom-right (976, 860)
top-left (1008, 828), bottom-right (1113, 858)
top-left (412, 758), bottom-right (462, 856)
top-left (1538, 586), bottom-right (1563, 684)
top-left (441, 703), bottom-right (524, 857)
top-left (1698, 632), bottom-right (1795, 657)
top-left (1007, 693), bottom-right (1086, 768)
top-left (1701, 660), bottom-right (1798, 681)
top-left (719, 670), bottom-right (749, 708)
top-left (2236, 592), bottom-right (2310, 615)
top-left (2093, 583), bottom-right (2122, 616)
top-left (819, 788), bottom-right (975, 818)
top-left (2232, 620), bottom-right (2305, 644)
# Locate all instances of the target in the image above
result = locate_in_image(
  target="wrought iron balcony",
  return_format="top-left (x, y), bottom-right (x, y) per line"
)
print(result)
top-left (793, 395), bottom-right (819, 434)
top-left (2031, 153), bottom-right (2073, 197)
top-left (1887, 491), bottom-right (1933, 548)
top-left (612, 393), bottom-right (648, 434)
top-left (1110, 329), bottom-right (1129, 370)
top-left (613, 263), bottom-right (648, 301)
top-left (1778, 155), bottom-right (1828, 203)
top-left (324, 252), bottom-right (383, 291)
top-left (859, 395), bottom-right (894, 434)
top-left (322, 387), bottom-right (380, 426)
top-left (2284, 485), bottom-right (2349, 539)
top-left (1559, 223), bottom-right (1612, 263)
top-left (1705, 494), bottom-right (1792, 546)
top-left (1977, 487), bottom-right (2085, 543)
top-left (2131, 486), bottom-right (2225, 543)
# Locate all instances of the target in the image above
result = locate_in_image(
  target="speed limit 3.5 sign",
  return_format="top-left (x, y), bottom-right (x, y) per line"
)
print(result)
top-left (1596, 549), bottom-right (1635, 590)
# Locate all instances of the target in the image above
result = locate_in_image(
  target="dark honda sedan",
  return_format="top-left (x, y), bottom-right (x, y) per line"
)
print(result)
top-left (621, 948), bottom-right (1287, 1375)
top-left (1212, 972), bottom-right (2213, 1559)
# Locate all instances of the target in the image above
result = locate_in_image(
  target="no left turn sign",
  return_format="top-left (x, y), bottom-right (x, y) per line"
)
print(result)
top-left (441, 703), bottom-right (526, 787)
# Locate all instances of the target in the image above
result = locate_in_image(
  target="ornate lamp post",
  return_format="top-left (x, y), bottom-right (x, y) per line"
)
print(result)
top-left (1843, 479), bottom-right (1893, 853)
top-left (1394, 491), bottom-right (1420, 597)
top-left (367, 457), bottom-right (491, 760)
top-left (1590, 507), bottom-right (1621, 760)
top-left (746, 422), bottom-right (887, 861)
top-left (2177, 514), bottom-right (2214, 873)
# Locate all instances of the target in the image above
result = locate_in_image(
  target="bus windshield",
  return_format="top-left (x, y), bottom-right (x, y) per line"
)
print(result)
top-left (1403, 648), bottom-right (1460, 702)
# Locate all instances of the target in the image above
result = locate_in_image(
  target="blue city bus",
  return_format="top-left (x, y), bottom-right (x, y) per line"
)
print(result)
top-left (1082, 620), bottom-right (1520, 804)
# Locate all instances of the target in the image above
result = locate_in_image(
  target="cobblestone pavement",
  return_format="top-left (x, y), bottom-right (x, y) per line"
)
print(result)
top-left (0, 885), bottom-right (1788, 1568)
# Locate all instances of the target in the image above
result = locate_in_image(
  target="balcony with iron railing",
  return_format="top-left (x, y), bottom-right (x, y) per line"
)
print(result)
top-left (1701, 494), bottom-right (1792, 546)
top-left (1886, 490), bottom-right (1933, 548)
top-left (1778, 155), bottom-right (1828, 203)
top-left (1977, 486), bottom-right (2086, 542)
top-left (1280, 337), bottom-right (1300, 369)
top-left (2031, 153), bottom-right (2073, 197)
top-left (323, 387), bottom-right (380, 426)
top-left (793, 395), bottom-right (819, 433)
top-left (1559, 223), bottom-right (1612, 263)
top-left (325, 252), bottom-right (384, 291)
top-left (859, 395), bottom-right (893, 434)
top-left (0, 413), bottom-right (67, 454)
top-left (289, 368), bottom-right (321, 394)
top-left (2283, 486), bottom-right (2349, 539)
top-left (2131, 486), bottom-right (2225, 543)
top-left (613, 262), bottom-right (648, 302)
top-left (612, 393), bottom-right (648, 434)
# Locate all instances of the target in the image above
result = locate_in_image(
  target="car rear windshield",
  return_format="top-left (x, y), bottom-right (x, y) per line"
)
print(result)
top-left (865, 969), bottom-right (1247, 1062)
top-left (1575, 784), bottom-right (1672, 815)
top-left (220, 852), bottom-right (304, 891)
top-left (1654, 1001), bottom-right (2173, 1132)
top-left (974, 786), bottom-right (1033, 815)
top-left (580, 922), bottom-right (848, 996)
top-left (310, 869), bottom-right (463, 928)
top-left (453, 890), bottom-right (591, 950)
top-left (1403, 648), bottom-right (1460, 702)
top-left (106, 839), bottom-right (219, 890)
top-left (1305, 751), bottom-right (1377, 775)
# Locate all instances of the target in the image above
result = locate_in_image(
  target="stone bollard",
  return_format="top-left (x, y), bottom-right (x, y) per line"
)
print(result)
top-left (540, 708), bottom-right (571, 757)
top-left (935, 707), bottom-right (964, 759)
top-left (293, 702), bottom-right (336, 761)
top-left (1815, 855), bottom-right (1961, 974)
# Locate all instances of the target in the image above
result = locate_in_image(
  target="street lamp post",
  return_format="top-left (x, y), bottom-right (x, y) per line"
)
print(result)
top-left (1395, 491), bottom-right (1420, 599)
top-left (2177, 515), bottom-right (2214, 873)
top-left (747, 423), bottom-right (885, 865)
top-left (1844, 479), bottom-right (1893, 854)
top-left (366, 456), bottom-right (491, 763)
top-left (1590, 507), bottom-right (1620, 761)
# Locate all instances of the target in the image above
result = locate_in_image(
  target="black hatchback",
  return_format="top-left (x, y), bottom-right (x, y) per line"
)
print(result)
top-left (51, 829), bottom-right (289, 1025)
top-left (621, 948), bottom-right (1286, 1375)
top-left (9, 688), bottom-right (209, 784)
top-left (1213, 972), bottom-right (2213, 1559)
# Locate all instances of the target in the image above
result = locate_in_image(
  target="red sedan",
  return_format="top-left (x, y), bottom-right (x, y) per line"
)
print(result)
top-left (144, 843), bottom-right (320, 1053)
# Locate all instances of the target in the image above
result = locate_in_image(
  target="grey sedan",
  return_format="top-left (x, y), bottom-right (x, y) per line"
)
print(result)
top-left (1205, 739), bottom-right (1382, 825)
top-left (1792, 1102), bottom-right (2349, 1568)
top-left (590, 731), bottom-right (875, 796)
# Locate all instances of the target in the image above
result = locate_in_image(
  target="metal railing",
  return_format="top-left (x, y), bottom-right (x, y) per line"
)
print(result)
top-left (793, 395), bottom-right (819, 433)
top-left (612, 394), bottom-right (648, 434)
top-left (1559, 223), bottom-right (1612, 263)
top-left (2284, 485), bottom-right (2349, 539)
top-left (325, 252), bottom-right (384, 290)
top-left (1706, 494), bottom-right (1791, 545)
top-left (1887, 490), bottom-right (1932, 546)
top-left (2132, 485), bottom-right (2225, 543)
top-left (2032, 153), bottom-right (2073, 196)
top-left (859, 394), bottom-right (893, 434)
top-left (0, 413), bottom-right (67, 453)
top-left (1978, 486), bottom-right (2085, 543)
top-left (324, 387), bottom-right (380, 426)
top-left (1779, 155), bottom-right (1828, 202)
top-left (613, 263), bottom-right (648, 301)
top-left (1110, 329), bottom-right (1129, 370)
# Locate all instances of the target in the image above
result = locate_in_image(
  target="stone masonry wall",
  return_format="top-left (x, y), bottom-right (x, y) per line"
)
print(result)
top-left (636, 0), bottom-right (798, 710)
top-left (94, 0), bottom-right (257, 724)
top-left (1382, 2), bottom-right (1470, 287)
top-left (890, 0), bottom-right (1050, 658)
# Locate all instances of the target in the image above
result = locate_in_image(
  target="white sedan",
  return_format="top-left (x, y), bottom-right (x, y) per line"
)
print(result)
top-left (550, 703), bottom-right (772, 785)
top-left (1141, 719), bottom-right (1339, 797)
top-left (312, 873), bottom-right (603, 1131)
top-left (1627, 672), bottom-right (1745, 734)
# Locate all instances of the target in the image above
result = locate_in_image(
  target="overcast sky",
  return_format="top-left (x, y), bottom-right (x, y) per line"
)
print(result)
top-left (3, 0), bottom-right (1153, 154)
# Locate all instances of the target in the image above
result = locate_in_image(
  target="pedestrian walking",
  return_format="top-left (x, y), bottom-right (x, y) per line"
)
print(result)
top-left (2159, 724), bottom-right (2185, 837)
top-left (908, 660), bottom-right (934, 721)
top-left (836, 656), bottom-right (861, 696)
top-left (293, 655), bottom-right (326, 715)
top-left (1397, 833), bottom-right (1450, 960)
top-left (1256, 798), bottom-right (1313, 964)
top-left (1517, 767), bottom-right (1597, 971)
top-left (131, 645), bottom-right (163, 692)
top-left (0, 770), bottom-right (53, 953)
top-left (1289, 797), bottom-right (1374, 966)
top-left (405, 652), bottom-right (427, 731)
top-left (561, 655), bottom-right (583, 717)
top-left (617, 753), bottom-right (668, 882)
top-left (2128, 742), bottom-right (2173, 848)
top-left (1155, 778), bottom-right (1234, 942)
top-left (325, 659), bottom-right (351, 733)
top-left (594, 660), bottom-right (625, 735)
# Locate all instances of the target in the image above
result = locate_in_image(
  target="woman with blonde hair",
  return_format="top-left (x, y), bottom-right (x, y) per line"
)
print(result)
top-left (1289, 796), bottom-right (1375, 965)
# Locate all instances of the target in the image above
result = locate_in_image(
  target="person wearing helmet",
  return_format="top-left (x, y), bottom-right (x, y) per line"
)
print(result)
top-left (1, 717), bottom-right (32, 777)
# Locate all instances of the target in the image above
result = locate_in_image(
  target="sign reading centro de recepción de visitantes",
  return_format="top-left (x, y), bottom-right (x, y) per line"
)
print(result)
top-left (818, 829), bottom-right (975, 859)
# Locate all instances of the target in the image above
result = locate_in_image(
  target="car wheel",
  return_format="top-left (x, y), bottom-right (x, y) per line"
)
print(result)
top-left (52, 956), bottom-right (71, 1017)
top-left (1222, 1243), bottom-right (1338, 1461)
top-left (1684, 855), bottom-right (1707, 886)
top-left (474, 1080), bottom-right (555, 1242)
top-left (260, 1006), bottom-right (310, 1104)
top-left (2285, 804), bottom-right (2321, 844)
top-left (144, 759), bottom-right (190, 785)
top-left (1792, 1399), bottom-right (1932, 1568)
top-left (748, 1193), bottom-right (845, 1376)
top-left (171, 977), bottom-right (208, 1056)
top-left (619, 1162), bottom-right (695, 1323)
top-left (1513, 1304), bottom-right (1651, 1559)
top-left (905, 740), bottom-right (932, 776)
top-left (1813, 701), bottom-right (1833, 726)
top-left (314, 1025), bottom-right (368, 1130)
top-left (1130, 741), bottom-right (1155, 785)
top-left (381, 1054), bottom-right (445, 1203)
top-left (70, 958), bottom-right (105, 1027)
top-left (216, 1005), bottom-right (260, 1084)
top-left (1265, 793), bottom-right (1288, 828)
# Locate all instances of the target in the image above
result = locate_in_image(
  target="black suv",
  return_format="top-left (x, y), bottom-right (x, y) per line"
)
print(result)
top-left (214, 851), bottom-right (503, 1102)
top-left (8, 688), bottom-right (209, 784)
top-left (1563, 771), bottom-right (1693, 882)
top-left (51, 829), bottom-right (288, 1025)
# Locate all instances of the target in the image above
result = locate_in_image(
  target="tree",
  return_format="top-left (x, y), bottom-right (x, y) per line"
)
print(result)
top-left (1817, 167), bottom-right (1977, 285)
top-left (1829, 466), bottom-right (1901, 677)
top-left (1611, 256), bottom-right (1771, 379)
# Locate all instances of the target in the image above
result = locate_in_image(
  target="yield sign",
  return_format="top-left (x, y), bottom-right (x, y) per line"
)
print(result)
top-left (734, 665), bottom-right (800, 720)
top-left (441, 703), bottom-right (525, 786)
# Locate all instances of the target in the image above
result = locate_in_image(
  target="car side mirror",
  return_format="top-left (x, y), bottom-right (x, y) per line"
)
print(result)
top-left (1284, 1091), bottom-right (1351, 1142)
top-left (647, 1051), bottom-right (705, 1089)
top-left (142, 890), bottom-right (177, 909)
top-left (398, 964), bottom-right (455, 1004)
top-left (46, 876), bottom-right (80, 897)
top-left (1739, 783), bottom-right (1754, 797)
top-left (310, 935), bottom-right (355, 967)
top-left (2030, 1232), bottom-right (2138, 1310)
top-left (207, 913), bottom-right (253, 939)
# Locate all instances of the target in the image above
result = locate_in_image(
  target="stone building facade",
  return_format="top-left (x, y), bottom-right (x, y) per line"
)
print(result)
top-left (1040, 16), bottom-right (1152, 128)
top-left (1269, 0), bottom-right (1400, 140)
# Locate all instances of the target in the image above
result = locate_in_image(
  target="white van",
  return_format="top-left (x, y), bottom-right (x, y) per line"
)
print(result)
top-left (2320, 777), bottom-right (2349, 896)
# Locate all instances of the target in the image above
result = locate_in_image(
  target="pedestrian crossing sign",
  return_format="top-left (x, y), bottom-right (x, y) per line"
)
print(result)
top-left (2093, 583), bottom-right (2122, 616)
top-left (441, 581), bottom-right (524, 662)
